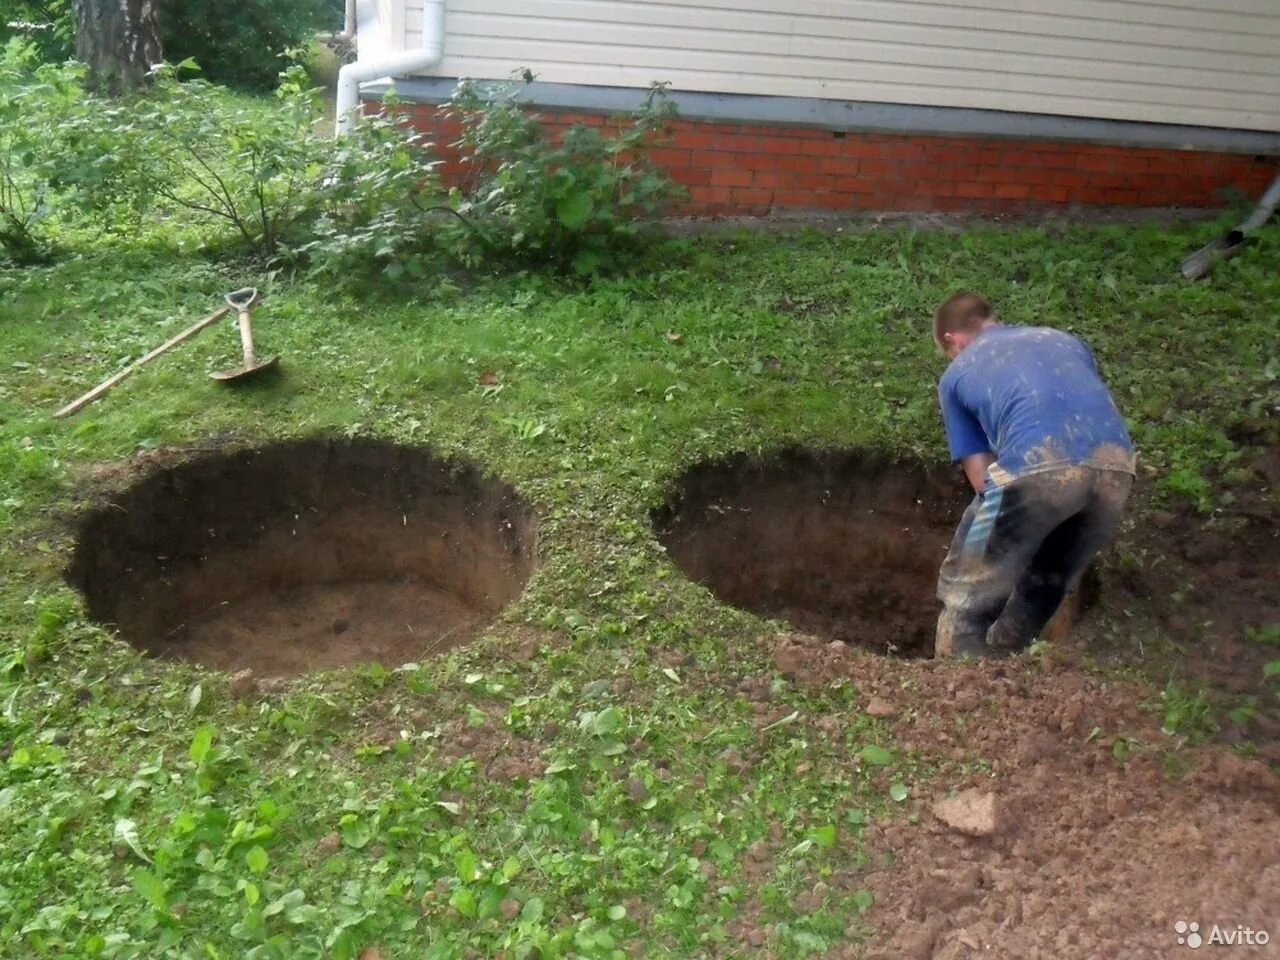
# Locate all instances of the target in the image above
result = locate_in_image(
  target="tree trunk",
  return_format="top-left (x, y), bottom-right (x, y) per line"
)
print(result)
top-left (73, 0), bottom-right (163, 94)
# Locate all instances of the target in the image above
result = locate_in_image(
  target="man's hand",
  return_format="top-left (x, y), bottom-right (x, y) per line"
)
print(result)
top-left (961, 453), bottom-right (996, 493)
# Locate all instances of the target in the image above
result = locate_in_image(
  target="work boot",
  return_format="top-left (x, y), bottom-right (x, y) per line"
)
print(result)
top-left (935, 621), bottom-right (990, 660)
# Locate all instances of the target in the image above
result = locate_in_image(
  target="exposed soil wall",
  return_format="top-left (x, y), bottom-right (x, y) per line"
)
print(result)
top-left (68, 438), bottom-right (537, 675)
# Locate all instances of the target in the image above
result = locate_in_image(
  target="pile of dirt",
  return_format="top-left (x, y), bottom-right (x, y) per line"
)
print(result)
top-left (68, 438), bottom-right (537, 676)
top-left (1111, 504), bottom-right (1280, 712)
top-left (770, 637), bottom-right (1280, 959)
top-left (653, 449), bottom-right (1089, 657)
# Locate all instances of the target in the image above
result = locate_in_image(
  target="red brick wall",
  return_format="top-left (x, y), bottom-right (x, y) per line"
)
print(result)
top-left (399, 102), bottom-right (1278, 217)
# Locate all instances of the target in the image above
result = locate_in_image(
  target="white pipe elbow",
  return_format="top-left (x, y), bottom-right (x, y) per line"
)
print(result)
top-left (335, 0), bottom-right (446, 136)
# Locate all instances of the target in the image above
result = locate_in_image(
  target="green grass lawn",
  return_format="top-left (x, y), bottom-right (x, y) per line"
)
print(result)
top-left (0, 219), bottom-right (1277, 958)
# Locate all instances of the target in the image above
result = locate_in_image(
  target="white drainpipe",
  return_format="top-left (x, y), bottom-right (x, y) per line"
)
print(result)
top-left (343, 0), bottom-right (356, 37)
top-left (335, 0), bottom-right (445, 136)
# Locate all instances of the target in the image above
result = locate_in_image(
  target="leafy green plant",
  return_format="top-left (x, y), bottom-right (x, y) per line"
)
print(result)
top-left (57, 63), bottom-right (430, 261)
top-left (0, 39), bottom-right (83, 262)
top-left (157, 0), bottom-right (342, 92)
top-left (440, 73), bottom-right (683, 275)
top-left (1159, 682), bottom-right (1218, 743)
top-left (0, 0), bottom-right (73, 62)
top-left (297, 96), bottom-right (440, 276)
top-left (1245, 623), bottom-right (1280, 647)
top-left (1159, 465), bottom-right (1214, 514)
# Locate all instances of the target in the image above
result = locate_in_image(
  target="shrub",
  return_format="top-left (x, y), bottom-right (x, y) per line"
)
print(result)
top-left (56, 64), bottom-right (431, 262)
top-left (440, 74), bottom-right (683, 275)
top-left (0, 38), bottom-right (84, 262)
top-left (0, 0), bottom-right (74, 63)
top-left (157, 0), bottom-right (342, 92)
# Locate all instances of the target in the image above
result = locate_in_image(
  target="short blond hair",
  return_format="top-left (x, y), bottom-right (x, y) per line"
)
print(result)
top-left (933, 292), bottom-right (993, 346)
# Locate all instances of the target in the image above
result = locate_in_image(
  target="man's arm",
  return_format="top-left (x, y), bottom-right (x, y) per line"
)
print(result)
top-left (939, 376), bottom-right (994, 493)
top-left (960, 452), bottom-right (996, 494)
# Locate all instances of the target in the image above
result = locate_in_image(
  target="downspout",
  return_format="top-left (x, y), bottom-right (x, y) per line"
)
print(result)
top-left (1180, 170), bottom-right (1280, 279)
top-left (335, 0), bottom-right (444, 136)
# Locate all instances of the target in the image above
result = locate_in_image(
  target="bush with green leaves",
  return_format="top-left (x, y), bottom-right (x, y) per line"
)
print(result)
top-left (0, 38), bottom-right (84, 262)
top-left (0, 0), bottom-right (73, 63)
top-left (157, 0), bottom-right (342, 92)
top-left (440, 75), bottom-right (683, 275)
top-left (56, 64), bottom-right (432, 262)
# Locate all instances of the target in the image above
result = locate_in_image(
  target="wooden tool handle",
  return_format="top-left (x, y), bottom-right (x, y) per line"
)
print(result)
top-left (53, 306), bottom-right (231, 419)
top-left (236, 309), bottom-right (257, 368)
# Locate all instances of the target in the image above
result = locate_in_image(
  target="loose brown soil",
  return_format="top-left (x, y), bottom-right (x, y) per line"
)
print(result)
top-left (768, 636), bottom-right (1280, 960)
top-left (653, 449), bottom-right (1088, 657)
top-left (68, 438), bottom-right (537, 676)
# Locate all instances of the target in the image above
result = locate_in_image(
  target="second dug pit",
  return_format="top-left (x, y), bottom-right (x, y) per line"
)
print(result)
top-left (655, 449), bottom-right (1091, 657)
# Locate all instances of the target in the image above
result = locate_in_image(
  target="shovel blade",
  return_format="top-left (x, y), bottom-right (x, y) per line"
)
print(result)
top-left (210, 356), bottom-right (281, 382)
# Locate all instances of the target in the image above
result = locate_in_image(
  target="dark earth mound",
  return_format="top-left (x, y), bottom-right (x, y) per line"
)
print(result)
top-left (69, 438), bottom-right (537, 676)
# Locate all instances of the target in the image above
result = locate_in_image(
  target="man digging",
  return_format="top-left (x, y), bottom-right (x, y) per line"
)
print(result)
top-left (931, 292), bottom-right (1136, 659)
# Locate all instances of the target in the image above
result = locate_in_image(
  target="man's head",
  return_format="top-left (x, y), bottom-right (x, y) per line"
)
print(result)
top-left (933, 292), bottom-right (999, 360)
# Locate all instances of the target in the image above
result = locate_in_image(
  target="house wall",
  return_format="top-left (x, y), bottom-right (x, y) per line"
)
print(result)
top-left (395, 0), bottom-right (1280, 132)
top-left (400, 101), bottom-right (1277, 216)
top-left (369, 0), bottom-right (1280, 215)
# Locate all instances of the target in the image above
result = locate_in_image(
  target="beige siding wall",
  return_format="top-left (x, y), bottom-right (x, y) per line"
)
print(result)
top-left (394, 0), bottom-right (1280, 131)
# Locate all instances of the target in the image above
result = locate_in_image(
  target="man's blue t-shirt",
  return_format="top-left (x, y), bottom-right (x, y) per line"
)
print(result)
top-left (938, 325), bottom-right (1135, 487)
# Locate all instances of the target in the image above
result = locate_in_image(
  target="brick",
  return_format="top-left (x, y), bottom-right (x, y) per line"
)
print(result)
top-left (841, 141), bottom-right (888, 159)
top-left (1113, 156), bottom-right (1149, 174)
top-left (1089, 172), bottom-right (1130, 189)
top-left (1051, 169), bottom-right (1090, 187)
top-left (747, 125), bottom-right (826, 140)
top-left (817, 157), bottom-right (861, 177)
top-left (735, 151), bottom-right (790, 170)
top-left (1002, 150), bottom-right (1041, 168)
top-left (669, 167), bottom-right (713, 187)
top-left (687, 186), bottom-right (734, 205)
top-left (899, 162), bottom-right (945, 181)
top-left (1077, 155), bottom-right (1114, 172)
top-left (1105, 188), bottom-right (1141, 204)
top-left (671, 131), bottom-right (720, 151)
top-left (803, 139), bottom-right (845, 157)
top-left (839, 177), bottom-right (878, 194)
top-left (1021, 167), bottom-right (1059, 185)
top-left (886, 193), bottom-right (929, 211)
top-left (649, 148), bottom-right (692, 168)
top-left (858, 158), bottom-right (895, 177)
top-left (884, 143), bottom-right (926, 161)
top-left (710, 167), bottom-right (753, 187)
top-left (1028, 184), bottom-right (1070, 203)
top-left (760, 137), bottom-right (806, 156)
top-left (792, 173), bottom-right (837, 191)
top-left (772, 190), bottom-right (824, 208)
top-left (956, 181), bottom-right (995, 198)
top-left (715, 134), bottom-right (761, 152)
top-left (994, 183), bottom-right (1032, 199)
top-left (777, 154), bottom-right (822, 173)
top-left (730, 188), bottom-right (774, 205)
top-left (752, 170), bottom-right (790, 189)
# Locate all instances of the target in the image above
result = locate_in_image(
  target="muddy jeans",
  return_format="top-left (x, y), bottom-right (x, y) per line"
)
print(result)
top-left (935, 466), bottom-right (1132, 658)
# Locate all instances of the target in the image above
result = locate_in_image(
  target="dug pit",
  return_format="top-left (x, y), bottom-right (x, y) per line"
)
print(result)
top-left (654, 449), bottom-right (1091, 657)
top-left (69, 439), bottom-right (537, 676)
